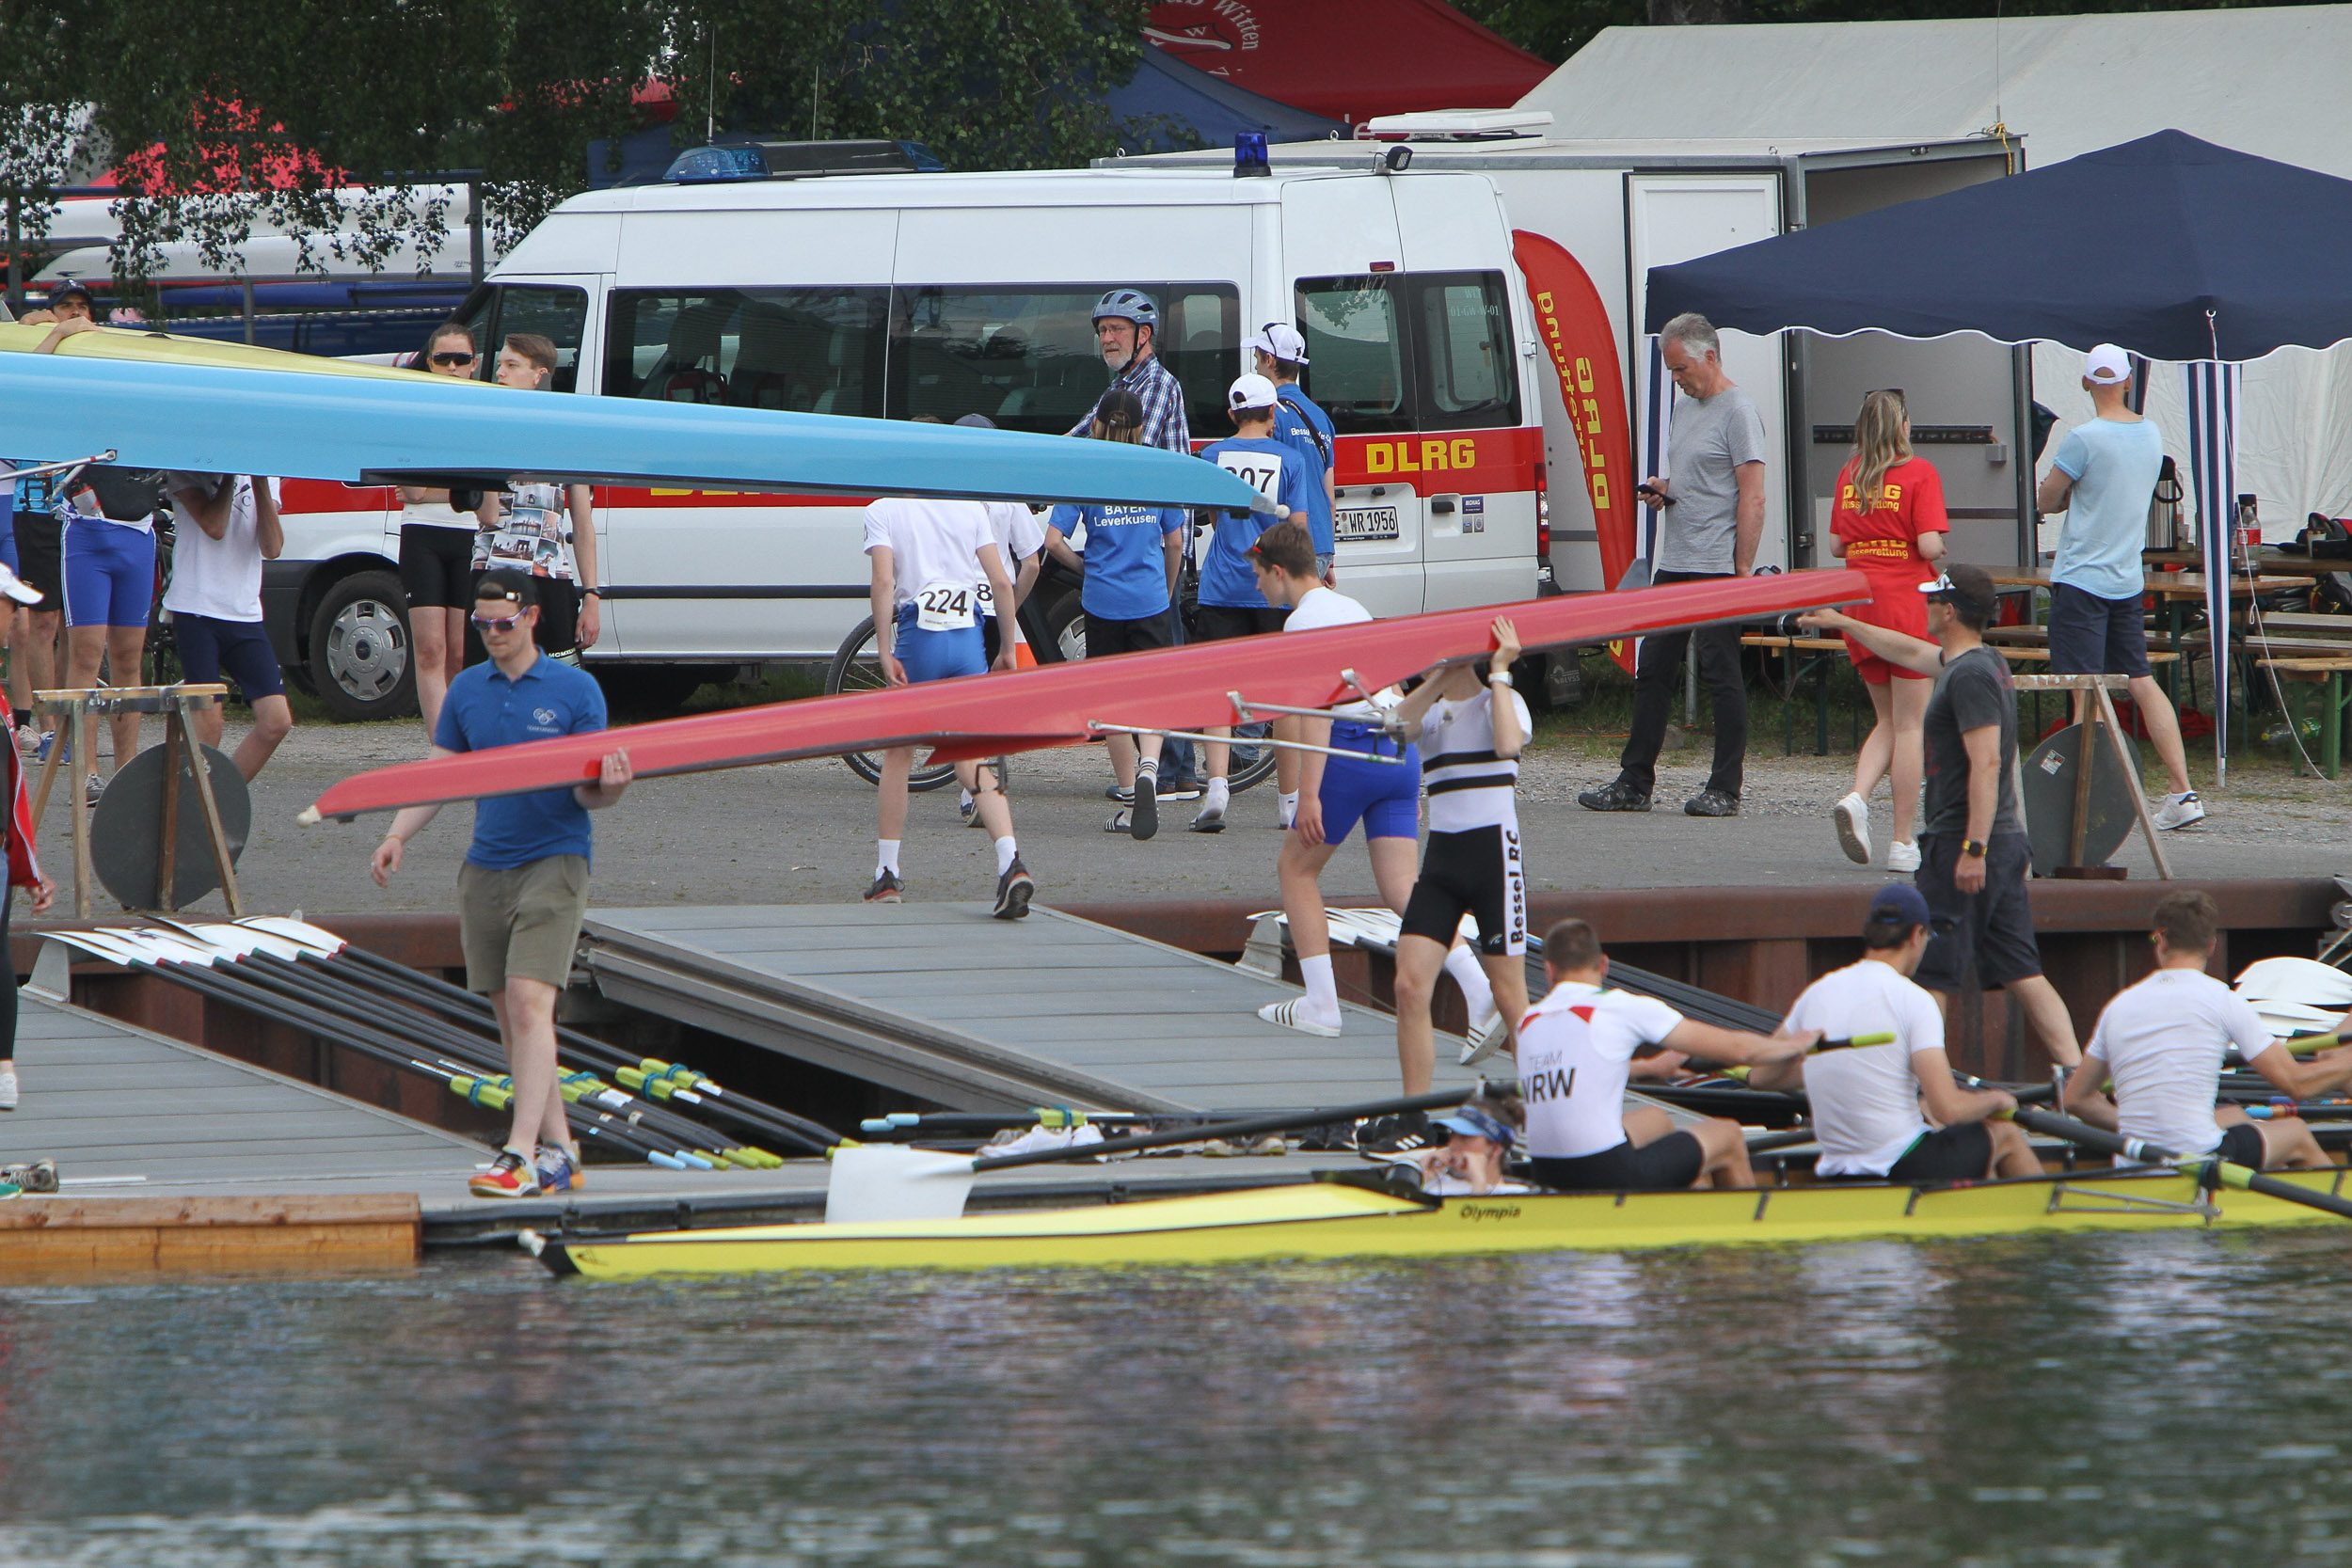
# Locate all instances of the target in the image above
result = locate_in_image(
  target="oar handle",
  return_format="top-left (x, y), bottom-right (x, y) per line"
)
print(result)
top-left (2284, 1032), bottom-right (2344, 1057)
top-left (2010, 1106), bottom-right (2352, 1221)
top-left (967, 1086), bottom-right (1480, 1173)
top-left (1814, 1032), bottom-right (1898, 1053)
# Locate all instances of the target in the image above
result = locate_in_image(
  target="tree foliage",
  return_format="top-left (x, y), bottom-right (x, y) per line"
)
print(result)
top-left (0, 0), bottom-right (1151, 287)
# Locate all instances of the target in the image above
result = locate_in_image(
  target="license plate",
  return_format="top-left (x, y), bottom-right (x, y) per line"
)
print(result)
top-left (1335, 506), bottom-right (1400, 543)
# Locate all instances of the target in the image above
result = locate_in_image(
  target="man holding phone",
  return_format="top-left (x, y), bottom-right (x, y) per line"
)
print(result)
top-left (1579, 313), bottom-right (1765, 818)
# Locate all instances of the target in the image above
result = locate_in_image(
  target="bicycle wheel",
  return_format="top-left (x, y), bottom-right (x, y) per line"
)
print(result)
top-left (825, 615), bottom-right (963, 793)
top-left (1226, 720), bottom-right (1279, 792)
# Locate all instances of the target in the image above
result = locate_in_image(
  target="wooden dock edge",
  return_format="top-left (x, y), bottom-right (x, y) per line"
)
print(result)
top-left (0, 1194), bottom-right (421, 1280)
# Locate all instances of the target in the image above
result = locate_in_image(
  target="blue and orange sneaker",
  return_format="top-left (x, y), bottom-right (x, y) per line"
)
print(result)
top-left (469, 1148), bottom-right (542, 1199)
top-left (534, 1144), bottom-right (585, 1194)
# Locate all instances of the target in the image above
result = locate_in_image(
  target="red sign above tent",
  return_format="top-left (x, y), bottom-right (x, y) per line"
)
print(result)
top-left (1144, 0), bottom-right (1551, 123)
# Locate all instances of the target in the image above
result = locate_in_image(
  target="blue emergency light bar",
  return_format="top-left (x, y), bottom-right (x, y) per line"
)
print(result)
top-left (1234, 133), bottom-right (1271, 179)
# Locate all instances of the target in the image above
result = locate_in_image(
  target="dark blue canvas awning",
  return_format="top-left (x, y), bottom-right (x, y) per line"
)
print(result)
top-left (1645, 131), bottom-right (2352, 364)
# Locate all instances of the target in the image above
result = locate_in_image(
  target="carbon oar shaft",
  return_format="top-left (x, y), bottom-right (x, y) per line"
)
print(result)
top-left (2009, 1107), bottom-right (2352, 1220)
top-left (969, 1087), bottom-right (1479, 1173)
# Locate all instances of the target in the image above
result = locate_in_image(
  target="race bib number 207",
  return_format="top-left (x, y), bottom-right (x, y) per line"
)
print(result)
top-left (914, 581), bottom-right (977, 632)
top-left (1216, 451), bottom-right (1283, 503)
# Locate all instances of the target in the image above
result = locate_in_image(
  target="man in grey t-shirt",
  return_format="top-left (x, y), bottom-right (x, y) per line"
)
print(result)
top-left (1579, 314), bottom-right (1767, 816)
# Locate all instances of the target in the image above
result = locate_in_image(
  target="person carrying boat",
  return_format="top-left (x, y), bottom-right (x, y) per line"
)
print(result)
top-left (2061, 890), bottom-right (2352, 1172)
top-left (1519, 917), bottom-right (1813, 1191)
top-left (1389, 616), bottom-right (1529, 1082)
top-left (1748, 885), bottom-right (2040, 1182)
top-left (861, 493), bottom-right (1033, 918)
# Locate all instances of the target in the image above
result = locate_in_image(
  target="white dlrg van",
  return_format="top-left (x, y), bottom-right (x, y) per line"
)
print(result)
top-left (263, 157), bottom-right (1554, 719)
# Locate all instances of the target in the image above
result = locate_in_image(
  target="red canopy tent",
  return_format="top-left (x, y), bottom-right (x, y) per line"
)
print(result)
top-left (1144, 0), bottom-right (1551, 124)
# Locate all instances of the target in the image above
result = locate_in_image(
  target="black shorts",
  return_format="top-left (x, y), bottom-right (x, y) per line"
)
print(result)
top-left (1913, 831), bottom-right (2042, 991)
top-left (1089, 608), bottom-right (1175, 658)
top-left (533, 578), bottom-right (580, 658)
top-left (1401, 824), bottom-right (1527, 956)
top-left (2047, 582), bottom-right (2152, 678)
top-left (13, 511), bottom-right (59, 605)
top-left (1193, 602), bottom-right (1288, 641)
top-left (172, 612), bottom-right (285, 700)
top-left (1530, 1132), bottom-right (1704, 1192)
top-left (399, 525), bottom-right (475, 610)
top-left (2216, 1121), bottom-right (2265, 1170)
top-left (1883, 1121), bottom-right (1993, 1183)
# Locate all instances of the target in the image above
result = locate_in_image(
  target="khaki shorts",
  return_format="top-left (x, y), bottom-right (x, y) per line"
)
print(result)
top-left (458, 855), bottom-right (589, 993)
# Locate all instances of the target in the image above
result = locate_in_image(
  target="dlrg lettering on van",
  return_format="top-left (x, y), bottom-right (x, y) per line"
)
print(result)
top-left (263, 155), bottom-right (1552, 721)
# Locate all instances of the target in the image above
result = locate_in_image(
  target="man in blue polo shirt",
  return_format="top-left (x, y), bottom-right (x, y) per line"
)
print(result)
top-left (370, 570), bottom-right (633, 1199)
top-left (1248, 323), bottom-right (1338, 579)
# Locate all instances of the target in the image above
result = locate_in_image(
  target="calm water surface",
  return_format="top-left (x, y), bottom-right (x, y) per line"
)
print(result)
top-left (3, 1232), bottom-right (2348, 1565)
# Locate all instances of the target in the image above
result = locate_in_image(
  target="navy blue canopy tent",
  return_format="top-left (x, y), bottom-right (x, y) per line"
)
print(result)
top-left (1645, 131), bottom-right (2352, 786)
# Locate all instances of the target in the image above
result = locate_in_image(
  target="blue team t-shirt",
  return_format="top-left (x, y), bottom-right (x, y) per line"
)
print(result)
top-left (2050, 417), bottom-right (2165, 601)
top-left (1272, 385), bottom-right (1337, 555)
top-left (1197, 435), bottom-right (1313, 608)
top-left (1046, 501), bottom-right (1184, 622)
top-left (433, 652), bottom-right (609, 869)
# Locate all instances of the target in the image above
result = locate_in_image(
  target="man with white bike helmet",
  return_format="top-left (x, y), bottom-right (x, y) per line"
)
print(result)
top-left (1071, 290), bottom-right (1190, 454)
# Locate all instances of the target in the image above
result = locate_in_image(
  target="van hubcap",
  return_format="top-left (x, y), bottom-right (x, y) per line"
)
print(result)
top-left (325, 598), bottom-right (409, 701)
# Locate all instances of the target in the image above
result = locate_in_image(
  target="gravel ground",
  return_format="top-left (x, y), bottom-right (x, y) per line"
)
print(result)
top-left (30, 697), bottom-right (2348, 920)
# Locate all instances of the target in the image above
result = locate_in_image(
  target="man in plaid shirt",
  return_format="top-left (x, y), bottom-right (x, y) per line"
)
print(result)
top-left (1070, 290), bottom-right (1191, 453)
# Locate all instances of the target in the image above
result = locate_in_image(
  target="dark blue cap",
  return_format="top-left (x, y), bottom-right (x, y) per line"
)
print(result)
top-left (1867, 884), bottom-right (1932, 928)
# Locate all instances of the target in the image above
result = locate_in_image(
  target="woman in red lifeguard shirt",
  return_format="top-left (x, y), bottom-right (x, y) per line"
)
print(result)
top-left (1827, 389), bottom-right (1947, 875)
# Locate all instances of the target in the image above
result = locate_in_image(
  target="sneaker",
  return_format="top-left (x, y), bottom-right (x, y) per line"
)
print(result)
top-left (1356, 1110), bottom-right (1431, 1155)
top-left (0, 1180), bottom-right (19, 1200)
top-left (958, 792), bottom-right (978, 828)
top-left (1131, 771), bottom-right (1158, 841)
top-left (1188, 797), bottom-right (1228, 833)
top-left (1104, 783), bottom-right (1135, 804)
top-left (1155, 778), bottom-right (1204, 803)
top-left (1578, 779), bottom-right (1652, 813)
top-left (1459, 1008), bottom-right (1512, 1067)
top-left (32, 730), bottom-right (62, 765)
top-left (469, 1149), bottom-right (543, 1199)
top-left (0, 1069), bottom-right (15, 1111)
top-left (1257, 997), bottom-right (1342, 1038)
top-left (1886, 840), bottom-right (1921, 874)
top-left (864, 870), bottom-right (904, 905)
top-left (1833, 792), bottom-right (1871, 865)
top-left (1684, 788), bottom-right (1740, 817)
top-left (534, 1145), bottom-right (585, 1195)
top-left (2153, 791), bottom-right (2206, 831)
top-left (993, 858), bottom-right (1035, 920)
top-left (85, 772), bottom-right (103, 807)
top-left (14, 724), bottom-right (35, 754)
top-left (0, 1159), bottom-right (56, 1194)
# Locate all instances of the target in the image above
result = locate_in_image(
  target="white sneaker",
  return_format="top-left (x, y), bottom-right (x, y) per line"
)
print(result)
top-left (2153, 791), bottom-right (2206, 831)
top-left (1458, 1008), bottom-right (1512, 1067)
top-left (1833, 792), bottom-right (1871, 866)
top-left (0, 1070), bottom-right (17, 1111)
top-left (1885, 840), bottom-right (1921, 874)
top-left (1258, 998), bottom-right (1342, 1038)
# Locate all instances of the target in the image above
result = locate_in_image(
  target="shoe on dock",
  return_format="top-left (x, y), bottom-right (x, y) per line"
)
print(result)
top-left (469, 1149), bottom-right (544, 1199)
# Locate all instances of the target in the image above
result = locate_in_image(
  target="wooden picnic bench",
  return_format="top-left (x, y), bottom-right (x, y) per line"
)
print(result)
top-left (2256, 657), bottom-right (2352, 779)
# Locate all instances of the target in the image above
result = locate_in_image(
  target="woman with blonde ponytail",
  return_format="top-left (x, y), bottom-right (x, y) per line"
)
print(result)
top-left (1826, 389), bottom-right (1949, 872)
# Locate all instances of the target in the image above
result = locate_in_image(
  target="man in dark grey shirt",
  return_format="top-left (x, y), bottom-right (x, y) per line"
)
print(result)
top-left (1579, 313), bottom-right (1767, 817)
top-left (1804, 563), bottom-right (2082, 1070)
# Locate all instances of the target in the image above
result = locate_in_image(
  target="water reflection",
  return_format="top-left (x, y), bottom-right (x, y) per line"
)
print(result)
top-left (1, 1233), bottom-right (2347, 1564)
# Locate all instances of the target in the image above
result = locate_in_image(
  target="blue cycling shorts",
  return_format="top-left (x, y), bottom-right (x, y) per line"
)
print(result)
top-left (893, 607), bottom-right (987, 685)
top-left (63, 517), bottom-right (155, 629)
top-left (1318, 723), bottom-right (1421, 844)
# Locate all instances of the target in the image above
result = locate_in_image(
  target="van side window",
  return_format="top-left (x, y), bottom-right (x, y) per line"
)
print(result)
top-left (1295, 277), bottom-right (1412, 435)
top-left (1295, 271), bottom-right (1520, 436)
top-left (494, 287), bottom-right (590, 391)
top-left (884, 284), bottom-right (1237, 435)
top-left (604, 288), bottom-right (888, 416)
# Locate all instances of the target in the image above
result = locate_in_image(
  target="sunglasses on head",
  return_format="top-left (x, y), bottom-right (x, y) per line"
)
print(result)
top-left (470, 609), bottom-right (528, 632)
top-left (431, 351), bottom-right (478, 367)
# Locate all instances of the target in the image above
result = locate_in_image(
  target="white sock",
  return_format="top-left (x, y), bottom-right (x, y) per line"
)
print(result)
top-left (876, 839), bottom-right (901, 878)
top-left (1279, 789), bottom-right (1300, 824)
top-left (959, 788), bottom-right (974, 811)
top-left (1137, 755), bottom-right (1158, 780)
top-left (1299, 953), bottom-right (1340, 1019)
top-left (994, 835), bottom-right (1019, 876)
top-left (1444, 943), bottom-right (1496, 1020)
top-left (1205, 777), bottom-right (1230, 808)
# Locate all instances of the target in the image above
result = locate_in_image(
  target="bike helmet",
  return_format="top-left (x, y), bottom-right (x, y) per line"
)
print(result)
top-left (1090, 289), bottom-right (1160, 330)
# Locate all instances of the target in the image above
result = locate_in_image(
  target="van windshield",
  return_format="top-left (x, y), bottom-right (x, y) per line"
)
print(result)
top-left (604, 288), bottom-right (890, 415)
top-left (1295, 271), bottom-right (1520, 437)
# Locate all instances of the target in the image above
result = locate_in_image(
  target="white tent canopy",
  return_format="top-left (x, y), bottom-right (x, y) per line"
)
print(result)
top-left (1521, 4), bottom-right (2352, 533)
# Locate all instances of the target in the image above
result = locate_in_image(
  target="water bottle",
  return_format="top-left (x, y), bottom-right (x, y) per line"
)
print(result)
top-left (2235, 493), bottom-right (2261, 557)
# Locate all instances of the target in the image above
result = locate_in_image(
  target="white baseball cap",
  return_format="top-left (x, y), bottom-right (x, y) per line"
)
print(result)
top-left (1242, 323), bottom-right (1310, 364)
top-left (1228, 372), bottom-right (1280, 411)
top-left (0, 561), bottom-right (41, 607)
top-left (2084, 343), bottom-right (2133, 386)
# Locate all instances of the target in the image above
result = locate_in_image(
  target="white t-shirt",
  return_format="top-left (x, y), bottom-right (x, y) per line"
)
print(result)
top-left (402, 496), bottom-right (475, 530)
top-left (863, 498), bottom-right (996, 612)
top-left (981, 501), bottom-right (1044, 619)
top-left (1782, 959), bottom-right (1947, 1178)
top-left (163, 472), bottom-right (278, 623)
top-left (1283, 586), bottom-right (1402, 722)
top-left (2087, 968), bottom-right (2275, 1157)
top-left (1518, 979), bottom-right (1684, 1159)
top-left (1419, 687), bottom-right (1530, 833)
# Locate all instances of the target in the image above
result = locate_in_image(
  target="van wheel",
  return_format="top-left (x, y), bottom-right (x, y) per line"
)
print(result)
top-left (308, 570), bottom-right (416, 722)
top-left (1042, 595), bottom-right (1088, 664)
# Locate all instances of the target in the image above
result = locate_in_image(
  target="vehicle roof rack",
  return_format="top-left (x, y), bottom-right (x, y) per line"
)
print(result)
top-left (1360, 109), bottom-right (1554, 142)
top-left (663, 138), bottom-right (945, 184)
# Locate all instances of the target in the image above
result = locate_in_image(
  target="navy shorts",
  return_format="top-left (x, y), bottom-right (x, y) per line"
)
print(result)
top-left (1913, 831), bottom-right (2042, 990)
top-left (893, 607), bottom-right (986, 684)
top-left (174, 612), bottom-right (286, 700)
top-left (63, 517), bottom-right (156, 629)
top-left (1317, 724), bottom-right (1420, 844)
top-left (1194, 602), bottom-right (1288, 641)
top-left (2047, 582), bottom-right (2151, 678)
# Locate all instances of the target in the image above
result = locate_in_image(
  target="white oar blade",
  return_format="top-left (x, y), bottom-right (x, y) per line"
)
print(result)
top-left (825, 1145), bottom-right (977, 1224)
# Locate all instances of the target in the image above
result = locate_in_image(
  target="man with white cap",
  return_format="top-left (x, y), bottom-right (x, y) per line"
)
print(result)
top-left (1247, 323), bottom-right (1337, 579)
top-left (2036, 343), bottom-right (2202, 831)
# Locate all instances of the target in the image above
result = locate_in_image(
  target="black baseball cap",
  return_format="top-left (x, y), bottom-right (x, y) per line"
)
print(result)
top-left (1919, 562), bottom-right (1996, 619)
top-left (47, 282), bottom-right (93, 308)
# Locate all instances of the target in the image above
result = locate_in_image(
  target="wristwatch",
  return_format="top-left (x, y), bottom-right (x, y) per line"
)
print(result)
top-left (1487, 671), bottom-right (1513, 688)
top-left (1962, 839), bottom-right (1988, 859)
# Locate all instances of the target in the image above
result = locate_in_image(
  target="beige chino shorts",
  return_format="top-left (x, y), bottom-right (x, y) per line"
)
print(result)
top-left (458, 854), bottom-right (590, 992)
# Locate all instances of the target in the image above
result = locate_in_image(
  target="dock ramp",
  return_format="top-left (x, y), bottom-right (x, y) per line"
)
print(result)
top-left (580, 904), bottom-right (1485, 1115)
